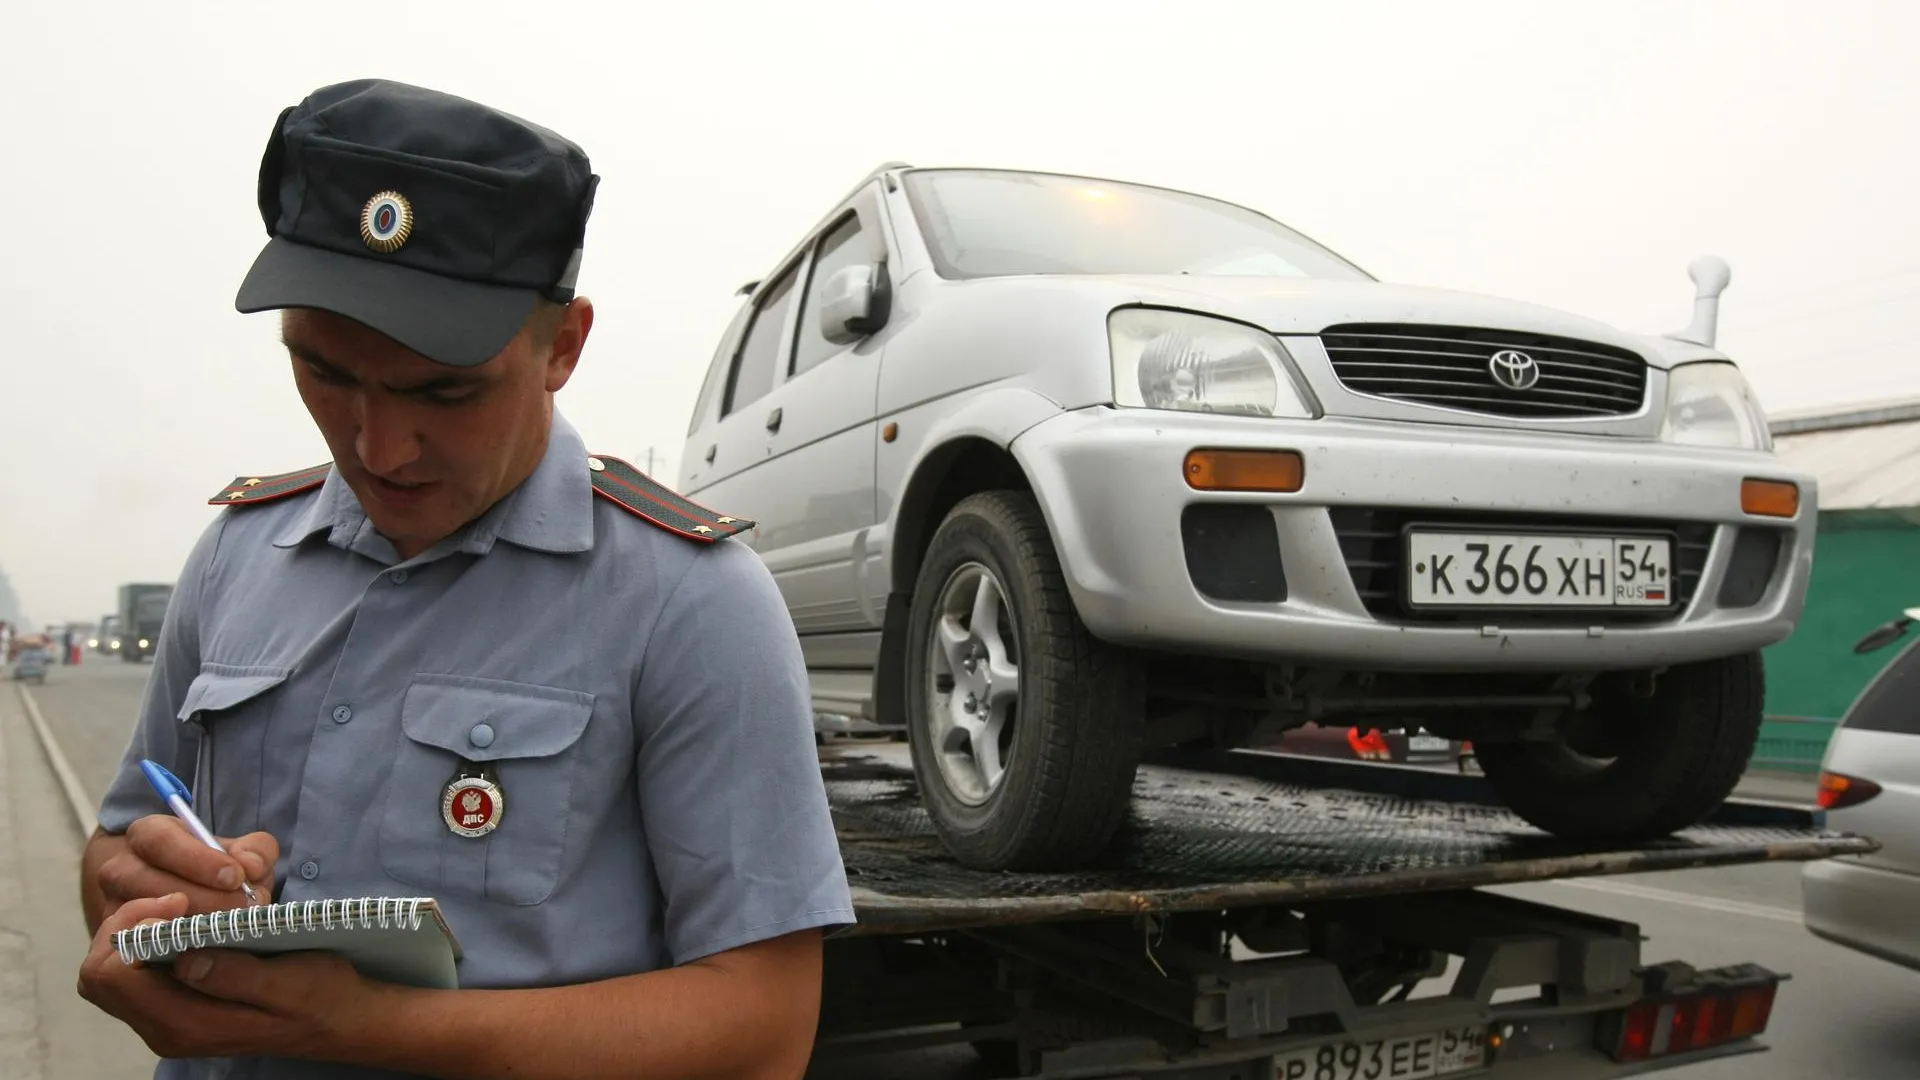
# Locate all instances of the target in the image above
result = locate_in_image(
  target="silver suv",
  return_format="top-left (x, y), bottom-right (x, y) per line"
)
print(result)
top-left (678, 164), bottom-right (1814, 871)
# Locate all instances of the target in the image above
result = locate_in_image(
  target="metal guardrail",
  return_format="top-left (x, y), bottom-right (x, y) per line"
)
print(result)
top-left (1751, 714), bottom-right (1837, 775)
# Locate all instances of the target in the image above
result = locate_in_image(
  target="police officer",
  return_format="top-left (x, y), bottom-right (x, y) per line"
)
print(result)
top-left (77, 79), bottom-right (854, 1079)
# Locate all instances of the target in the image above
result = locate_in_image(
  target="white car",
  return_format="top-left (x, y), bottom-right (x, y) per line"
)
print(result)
top-left (1802, 608), bottom-right (1920, 970)
top-left (679, 164), bottom-right (1815, 870)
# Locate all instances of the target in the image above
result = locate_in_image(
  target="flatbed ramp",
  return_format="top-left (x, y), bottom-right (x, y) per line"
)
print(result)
top-left (824, 744), bottom-right (1872, 934)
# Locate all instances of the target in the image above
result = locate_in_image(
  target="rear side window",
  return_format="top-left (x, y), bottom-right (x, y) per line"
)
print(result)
top-left (1841, 639), bottom-right (1920, 734)
top-left (688, 301), bottom-right (751, 435)
top-left (722, 266), bottom-right (798, 416)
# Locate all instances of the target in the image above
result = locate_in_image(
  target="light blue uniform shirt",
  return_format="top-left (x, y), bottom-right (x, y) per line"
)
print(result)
top-left (98, 413), bottom-right (854, 1079)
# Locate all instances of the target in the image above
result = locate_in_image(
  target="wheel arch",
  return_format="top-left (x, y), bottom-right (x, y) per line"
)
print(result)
top-left (875, 387), bottom-right (1062, 726)
top-left (883, 387), bottom-right (1063, 595)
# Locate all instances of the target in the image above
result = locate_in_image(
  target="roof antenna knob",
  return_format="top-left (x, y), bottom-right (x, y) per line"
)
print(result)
top-left (1667, 254), bottom-right (1732, 347)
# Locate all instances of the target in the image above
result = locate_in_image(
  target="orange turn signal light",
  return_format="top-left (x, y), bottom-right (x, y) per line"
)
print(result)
top-left (1741, 479), bottom-right (1799, 518)
top-left (1184, 449), bottom-right (1305, 493)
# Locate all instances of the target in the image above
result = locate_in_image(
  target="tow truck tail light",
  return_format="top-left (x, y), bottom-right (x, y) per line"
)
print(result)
top-left (1817, 771), bottom-right (1882, 810)
top-left (1602, 970), bottom-right (1779, 1062)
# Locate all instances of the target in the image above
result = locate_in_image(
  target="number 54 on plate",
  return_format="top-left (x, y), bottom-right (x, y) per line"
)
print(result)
top-left (1406, 530), bottom-right (1673, 610)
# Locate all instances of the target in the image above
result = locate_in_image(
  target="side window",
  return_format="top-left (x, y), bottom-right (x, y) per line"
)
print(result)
top-left (722, 265), bottom-right (799, 416)
top-left (1841, 640), bottom-right (1920, 735)
top-left (791, 214), bottom-right (870, 378)
top-left (688, 301), bottom-right (751, 435)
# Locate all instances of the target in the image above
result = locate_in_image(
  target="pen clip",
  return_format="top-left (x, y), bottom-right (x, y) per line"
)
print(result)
top-left (139, 758), bottom-right (193, 807)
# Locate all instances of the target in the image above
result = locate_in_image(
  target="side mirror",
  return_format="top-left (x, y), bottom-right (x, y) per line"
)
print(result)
top-left (1854, 617), bottom-right (1914, 655)
top-left (819, 263), bottom-right (891, 345)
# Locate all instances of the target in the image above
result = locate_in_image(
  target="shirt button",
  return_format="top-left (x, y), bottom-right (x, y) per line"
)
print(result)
top-left (469, 723), bottom-right (495, 749)
top-left (299, 860), bottom-right (320, 881)
top-left (331, 705), bottom-right (353, 724)
top-left (389, 569), bottom-right (410, 584)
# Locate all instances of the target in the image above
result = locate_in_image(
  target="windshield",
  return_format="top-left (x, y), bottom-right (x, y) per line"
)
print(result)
top-left (134, 595), bottom-right (169, 622)
top-left (902, 169), bottom-right (1373, 282)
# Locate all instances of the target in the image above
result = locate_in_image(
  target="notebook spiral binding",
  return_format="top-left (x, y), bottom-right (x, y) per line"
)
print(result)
top-left (114, 897), bottom-right (428, 966)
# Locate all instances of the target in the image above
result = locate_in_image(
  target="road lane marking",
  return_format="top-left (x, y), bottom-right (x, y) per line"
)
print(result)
top-left (1544, 876), bottom-right (1802, 924)
top-left (13, 683), bottom-right (96, 838)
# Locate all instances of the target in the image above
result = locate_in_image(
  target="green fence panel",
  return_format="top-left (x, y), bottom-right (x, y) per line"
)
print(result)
top-left (1751, 716), bottom-right (1837, 775)
top-left (1761, 512), bottom-right (1920, 723)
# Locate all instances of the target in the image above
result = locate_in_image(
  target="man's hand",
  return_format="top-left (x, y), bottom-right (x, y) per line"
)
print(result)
top-left (88, 816), bottom-right (277, 927)
top-left (77, 893), bottom-right (390, 1062)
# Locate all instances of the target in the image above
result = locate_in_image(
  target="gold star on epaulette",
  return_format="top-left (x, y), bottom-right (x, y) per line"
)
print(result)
top-left (584, 453), bottom-right (757, 544)
top-left (208, 464), bottom-right (331, 507)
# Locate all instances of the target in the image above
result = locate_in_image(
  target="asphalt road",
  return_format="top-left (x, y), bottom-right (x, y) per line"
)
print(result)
top-left (7, 660), bottom-right (1916, 1080)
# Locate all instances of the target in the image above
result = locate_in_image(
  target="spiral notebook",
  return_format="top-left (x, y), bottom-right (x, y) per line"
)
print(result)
top-left (113, 897), bottom-right (463, 989)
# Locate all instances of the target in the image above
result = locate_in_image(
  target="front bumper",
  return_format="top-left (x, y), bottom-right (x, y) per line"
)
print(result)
top-left (1011, 407), bottom-right (1815, 671)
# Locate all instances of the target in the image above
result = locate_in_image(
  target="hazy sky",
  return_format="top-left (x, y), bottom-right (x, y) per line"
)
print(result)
top-left (4, 1), bottom-right (1916, 626)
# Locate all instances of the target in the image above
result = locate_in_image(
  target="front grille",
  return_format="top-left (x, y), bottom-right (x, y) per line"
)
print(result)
top-left (1321, 323), bottom-right (1648, 419)
top-left (1328, 507), bottom-right (1714, 624)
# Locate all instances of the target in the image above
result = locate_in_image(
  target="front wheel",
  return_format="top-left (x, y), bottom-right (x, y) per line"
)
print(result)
top-left (1474, 653), bottom-right (1764, 841)
top-left (904, 491), bottom-right (1144, 871)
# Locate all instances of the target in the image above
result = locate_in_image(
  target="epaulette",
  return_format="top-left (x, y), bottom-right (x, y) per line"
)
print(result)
top-left (208, 464), bottom-right (331, 507)
top-left (587, 454), bottom-right (754, 543)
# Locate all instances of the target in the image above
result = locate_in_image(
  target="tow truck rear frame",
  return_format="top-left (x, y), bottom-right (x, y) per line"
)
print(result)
top-left (811, 744), bottom-right (1872, 1078)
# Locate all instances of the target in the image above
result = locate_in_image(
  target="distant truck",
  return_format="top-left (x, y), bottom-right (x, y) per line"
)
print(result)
top-left (93, 615), bottom-right (124, 655)
top-left (116, 584), bottom-right (173, 662)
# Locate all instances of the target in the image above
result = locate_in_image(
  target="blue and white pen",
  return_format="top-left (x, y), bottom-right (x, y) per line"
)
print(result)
top-left (138, 759), bottom-right (261, 906)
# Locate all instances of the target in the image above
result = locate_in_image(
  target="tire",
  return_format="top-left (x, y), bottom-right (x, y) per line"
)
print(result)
top-left (904, 491), bottom-right (1144, 871)
top-left (1473, 653), bottom-right (1764, 841)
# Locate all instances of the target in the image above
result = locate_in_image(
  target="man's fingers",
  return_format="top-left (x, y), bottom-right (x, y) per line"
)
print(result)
top-left (126, 816), bottom-right (247, 891)
top-left (106, 893), bottom-right (190, 935)
top-left (222, 832), bottom-right (279, 885)
top-left (173, 949), bottom-right (271, 1006)
top-left (85, 892), bottom-right (190, 973)
top-left (171, 948), bottom-right (350, 1016)
top-left (96, 851), bottom-right (268, 917)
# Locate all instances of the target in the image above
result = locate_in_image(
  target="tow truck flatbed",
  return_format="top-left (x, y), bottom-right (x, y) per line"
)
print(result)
top-left (814, 743), bottom-right (1876, 1078)
top-left (827, 744), bottom-right (1871, 936)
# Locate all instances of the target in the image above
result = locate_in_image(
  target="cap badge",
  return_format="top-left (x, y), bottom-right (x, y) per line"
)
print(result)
top-left (359, 191), bottom-right (415, 254)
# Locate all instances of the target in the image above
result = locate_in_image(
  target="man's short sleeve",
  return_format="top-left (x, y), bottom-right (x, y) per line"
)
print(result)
top-left (633, 539), bottom-right (854, 964)
top-left (95, 514), bottom-right (224, 834)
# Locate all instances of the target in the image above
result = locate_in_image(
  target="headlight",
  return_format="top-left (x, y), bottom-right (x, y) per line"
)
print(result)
top-left (1659, 362), bottom-right (1771, 451)
top-left (138, 638), bottom-right (150, 649)
top-left (1109, 308), bottom-right (1318, 419)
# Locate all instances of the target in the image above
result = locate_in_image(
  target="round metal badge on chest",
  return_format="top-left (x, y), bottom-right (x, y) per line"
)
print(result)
top-left (442, 760), bottom-right (505, 838)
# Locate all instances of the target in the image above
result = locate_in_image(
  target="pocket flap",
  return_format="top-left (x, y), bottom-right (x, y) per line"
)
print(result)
top-left (176, 665), bottom-right (292, 723)
top-left (400, 674), bottom-right (594, 762)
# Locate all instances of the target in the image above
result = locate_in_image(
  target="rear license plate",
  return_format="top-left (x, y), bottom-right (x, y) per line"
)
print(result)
top-left (1273, 1025), bottom-right (1488, 1079)
top-left (1408, 733), bottom-right (1451, 753)
top-left (1406, 531), bottom-right (1673, 609)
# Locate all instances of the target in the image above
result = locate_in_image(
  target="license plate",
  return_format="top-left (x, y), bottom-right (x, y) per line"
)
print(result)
top-left (1408, 734), bottom-right (1451, 752)
top-left (1406, 531), bottom-right (1673, 609)
top-left (1274, 1025), bottom-right (1488, 1080)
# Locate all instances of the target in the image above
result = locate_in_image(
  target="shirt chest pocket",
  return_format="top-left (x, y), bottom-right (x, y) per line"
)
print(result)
top-left (176, 665), bottom-right (293, 837)
top-left (378, 674), bottom-right (595, 906)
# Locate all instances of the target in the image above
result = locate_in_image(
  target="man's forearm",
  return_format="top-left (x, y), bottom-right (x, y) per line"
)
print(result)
top-left (342, 929), bottom-right (824, 1080)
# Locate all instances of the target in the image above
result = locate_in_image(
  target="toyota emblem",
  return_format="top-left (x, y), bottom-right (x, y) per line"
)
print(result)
top-left (1488, 349), bottom-right (1541, 391)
